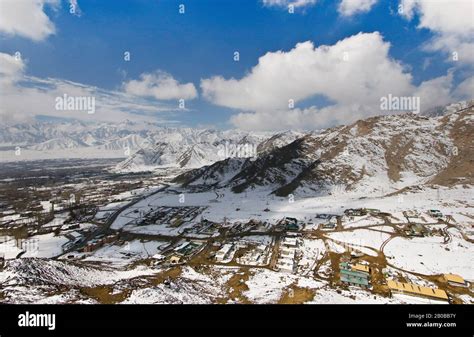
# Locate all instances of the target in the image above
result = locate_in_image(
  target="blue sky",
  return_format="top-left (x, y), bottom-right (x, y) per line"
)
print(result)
top-left (0, 0), bottom-right (472, 130)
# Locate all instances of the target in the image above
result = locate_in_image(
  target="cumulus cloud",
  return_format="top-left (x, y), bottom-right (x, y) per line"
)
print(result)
top-left (0, 53), bottom-right (25, 86)
top-left (0, 52), bottom-right (182, 125)
top-left (413, 71), bottom-right (455, 111)
top-left (201, 32), bottom-right (464, 131)
top-left (123, 71), bottom-right (198, 100)
top-left (400, 0), bottom-right (474, 65)
top-left (0, 0), bottom-right (60, 41)
top-left (202, 32), bottom-right (413, 112)
top-left (230, 104), bottom-right (369, 131)
top-left (338, 0), bottom-right (377, 17)
top-left (454, 76), bottom-right (474, 100)
top-left (262, 0), bottom-right (317, 9)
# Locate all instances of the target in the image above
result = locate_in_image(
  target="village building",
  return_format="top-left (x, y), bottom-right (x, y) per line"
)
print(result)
top-left (344, 208), bottom-right (367, 217)
top-left (339, 262), bottom-right (370, 288)
top-left (351, 263), bottom-right (371, 274)
top-left (280, 247), bottom-right (296, 259)
top-left (151, 253), bottom-right (165, 261)
top-left (387, 280), bottom-right (449, 302)
top-left (215, 243), bottom-right (234, 262)
top-left (428, 209), bottom-right (443, 218)
top-left (321, 222), bottom-right (336, 229)
top-left (406, 223), bottom-right (428, 237)
top-left (277, 256), bottom-right (295, 273)
top-left (364, 208), bottom-right (381, 215)
top-left (282, 237), bottom-right (298, 248)
top-left (82, 239), bottom-right (103, 253)
top-left (174, 241), bottom-right (201, 256)
top-left (442, 274), bottom-right (468, 287)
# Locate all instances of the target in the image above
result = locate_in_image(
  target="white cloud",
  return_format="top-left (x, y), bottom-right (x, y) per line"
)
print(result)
top-left (0, 53), bottom-right (25, 85)
top-left (262, 0), bottom-right (317, 9)
top-left (230, 104), bottom-right (370, 131)
top-left (400, 0), bottom-right (474, 65)
top-left (202, 32), bottom-right (413, 112)
top-left (454, 76), bottom-right (474, 100)
top-left (0, 53), bottom-right (182, 125)
top-left (229, 73), bottom-right (458, 131)
top-left (123, 71), bottom-right (198, 100)
top-left (338, 0), bottom-right (377, 17)
top-left (413, 71), bottom-right (455, 111)
top-left (201, 32), bottom-right (463, 131)
top-left (0, 0), bottom-right (60, 41)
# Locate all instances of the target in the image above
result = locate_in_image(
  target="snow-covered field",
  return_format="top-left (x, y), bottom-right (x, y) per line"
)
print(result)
top-left (81, 239), bottom-right (168, 267)
top-left (384, 228), bottom-right (474, 279)
top-left (327, 229), bottom-right (390, 256)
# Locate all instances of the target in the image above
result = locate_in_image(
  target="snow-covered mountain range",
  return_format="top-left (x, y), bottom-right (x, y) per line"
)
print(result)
top-left (1, 101), bottom-right (471, 185)
top-left (174, 103), bottom-right (474, 196)
top-left (0, 119), bottom-right (304, 169)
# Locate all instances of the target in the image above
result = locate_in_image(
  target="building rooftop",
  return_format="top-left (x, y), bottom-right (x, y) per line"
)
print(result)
top-left (387, 280), bottom-right (448, 300)
top-left (352, 264), bottom-right (370, 274)
top-left (283, 237), bottom-right (297, 247)
top-left (340, 274), bottom-right (369, 286)
top-left (340, 268), bottom-right (370, 280)
top-left (443, 274), bottom-right (465, 284)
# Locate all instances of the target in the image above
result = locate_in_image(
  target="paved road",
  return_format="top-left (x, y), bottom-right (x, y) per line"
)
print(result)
top-left (57, 183), bottom-right (170, 257)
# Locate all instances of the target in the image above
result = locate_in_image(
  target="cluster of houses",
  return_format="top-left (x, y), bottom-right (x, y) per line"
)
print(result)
top-left (315, 214), bottom-right (338, 230)
top-left (337, 258), bottom-right (468, 303)
top-left (0, 210), bottom-right (37, 228)
top-left (276, 233), bottom-right (299, 273)
top-left (405, 223), bottom-right (430, 237)
top-left (344, 208), bottom-right (382, 217)
top-left (214, 237), bottom-right (272, 266)
top-left (236, 241), bottom-right (271, 266)
top-left (82, 233), bottom-right (119, 253)
top-left (61, 230), bottom-right (84, 251)
top-left (228, 219), bottom-right (269, 234)
top-left (167, 240), bottom-right (204, 265)
top-left (215, 243), bottom-right (235, 263)
top-left (184, 218), bottom-right (221, 238)
top-left (133, 206), bottom-right (205, 228)
top-left (404, 209), bottom-right (446, 224)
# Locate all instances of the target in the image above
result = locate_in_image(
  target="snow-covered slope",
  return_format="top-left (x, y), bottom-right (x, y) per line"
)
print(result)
top-left (421, 100), bottom-right (473, 117)
top-left (176, 104), bottom-right (473, 196)
top-left (112, 129), bottom-right (292, 172)
top-left (29, 137), bottom-right (87, 151)
top-left (0, 121), bottom-right (273, 166)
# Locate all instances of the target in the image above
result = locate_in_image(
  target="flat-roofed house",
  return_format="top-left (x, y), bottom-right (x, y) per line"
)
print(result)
top-left (282, 237), bottom-right (297, 248)
top-left (387, 280), bottom-right (448, 302)
top-left (442, 274), bottom-right (467, 287)
top-left (215, 243), bottom-right (234, 262)
top-left (339, 262), bottom-right (370, 288)
top-left (277, 257), bottom-right (295, 273)
top-left (351, 263), bottom-right (371, 274)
